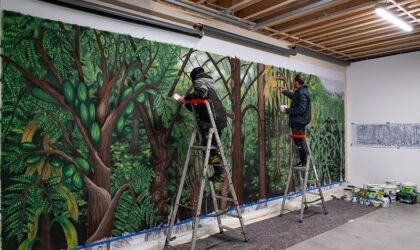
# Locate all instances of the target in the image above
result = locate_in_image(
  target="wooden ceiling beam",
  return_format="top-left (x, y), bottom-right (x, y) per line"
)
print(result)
top-left (230, 0), bottom-right (263, 11)
top-left (302, 7), bottom-right (419, 42)
top-left (252, 0), bottom-right (351, 29)
top-left (274, 1), bottom-right (378, 34)
top-left (350, 44), bottom-right (420, 59)
top-left (316, 20), bottom-right (420, 46)
top-left (242, 0), bottom-right (295, 20)
top-left (347, 40), bottom-right (420, 56)
top-left (339, 34), bottom-right (420, 53)
top-left (292, 0), bottom-right (417, 36)
top-left (329, 30), bottom-right (420, 49)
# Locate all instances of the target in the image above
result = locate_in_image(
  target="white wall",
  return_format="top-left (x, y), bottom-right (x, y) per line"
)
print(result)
top-left (346, 51), bottom-right (420, 187)
top-left (0, 0), bottom-right (345, 82)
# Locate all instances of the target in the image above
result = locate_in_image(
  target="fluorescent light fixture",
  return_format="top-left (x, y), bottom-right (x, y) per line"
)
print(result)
top-left (375, 6), bottom-right (413, 32)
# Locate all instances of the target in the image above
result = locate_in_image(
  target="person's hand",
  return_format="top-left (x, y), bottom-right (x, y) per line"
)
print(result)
top-left (281, 109), bottom-right (287, 114)
top-left (176, 95), bottom-right (187, 105)
top-left (279, 86), bottom-right (285, 92)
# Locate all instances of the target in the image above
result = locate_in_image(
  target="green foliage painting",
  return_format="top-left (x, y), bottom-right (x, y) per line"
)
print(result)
top-left (1, 11), bottom-right (344, 249)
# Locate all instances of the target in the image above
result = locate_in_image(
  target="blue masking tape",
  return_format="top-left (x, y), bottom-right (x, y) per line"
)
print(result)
top-left (397, 147), bottom-right (400, 149)
top-left (351, 122), bottom-right (355, 125)
top-left (386, 122), bottom-right (390, 124)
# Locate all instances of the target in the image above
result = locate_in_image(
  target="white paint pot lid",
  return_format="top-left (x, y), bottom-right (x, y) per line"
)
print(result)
top-left (381, 184), bottom-right (397, 189)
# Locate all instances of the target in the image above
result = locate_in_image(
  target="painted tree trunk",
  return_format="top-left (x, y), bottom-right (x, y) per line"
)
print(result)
top-left (40, 212), bottom-right (52, 250)
top-left (230, 57), bottom-right (244, 205)
top-left (129, 104), bottom-right (141, 155)
top-left (257, 63), bottom-right (267, 200)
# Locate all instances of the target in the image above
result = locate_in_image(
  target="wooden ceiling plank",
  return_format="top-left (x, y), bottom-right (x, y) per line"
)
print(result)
top-left (347, 40), bottom-right (420, 56)
top-left (339, 34), bottom-right (420, 53)
top-left (275, 1), bottom-right (378, 34)
top-left (243, 0), bottom-right (295, 20)
top-left (230, 0), bottom-right (263, 11)
top-left (330, 30), bottom-right (420, 49)
top-left (318, 20), bottom-right (420, 46)
top-left (302, 7), bottom-right (419, 42)
top-left (292, 0), bottom-right (417, 36)
top-left (350, 44), bottom-right (420, 59)
top-left (254, 0), bottom-right (351, 29)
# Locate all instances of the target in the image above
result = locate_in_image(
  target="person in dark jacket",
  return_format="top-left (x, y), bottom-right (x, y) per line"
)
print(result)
top-left (280, 73), bottom-right (311, 167)
top-left (176, 67), bottom-right (227, 182)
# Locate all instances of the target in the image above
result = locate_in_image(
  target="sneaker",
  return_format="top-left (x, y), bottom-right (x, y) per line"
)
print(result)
top-left (209, 155), bottom-right (221, 165)
top-left (209, 174), bottom-right (225, 183)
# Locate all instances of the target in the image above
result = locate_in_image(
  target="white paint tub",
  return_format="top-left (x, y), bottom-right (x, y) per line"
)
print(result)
top-left (381, 184), bottom-right (398, 202)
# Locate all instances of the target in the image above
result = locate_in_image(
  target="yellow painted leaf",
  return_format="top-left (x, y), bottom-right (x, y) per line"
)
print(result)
top-left (67, 192), bottom-right (79, 221)
top-left (41, 163), bottom-right (51, 180)
top-left (18, 238), bottom-right (32, 250)
top-left (25, 165), bottom-right (38, 176)
top-left (21, 121), bottom-right (39, 143)
top-left (27, 208), bottom-right (42, 240)
top-left (49, 216), bottom-right (78, 249)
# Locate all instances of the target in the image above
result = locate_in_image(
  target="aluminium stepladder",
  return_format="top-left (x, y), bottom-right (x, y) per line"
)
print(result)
top-left (279, 134), bottom-right (328, 222)
top-left (164, 99), bottom-right (248, 250)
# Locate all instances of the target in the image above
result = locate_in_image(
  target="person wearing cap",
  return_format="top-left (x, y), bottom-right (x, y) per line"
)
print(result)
top-left (176, 67), bottom-right (227, 182)
top-left (279, 73), bottom-right (311, 167)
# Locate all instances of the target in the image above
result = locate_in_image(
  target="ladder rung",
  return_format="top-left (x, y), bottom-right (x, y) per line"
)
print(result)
top-left (293, 167), bottom-right (307, 171)
top-left (177, 203), bottom-right (195, 210)
top-left (220, 225), bottom-right (243, 234)
top-left (216, 210), bottom-right (240, 218)
top-left (191, 145), bottom-right (217, 150)
top-left (304, 198), bottom-right (322, 204)
top-left (300, 179), bottom-right (316, 185)
top-left (306, 191), bottom-right (321, 196)
top-left (215, 195), bottom-right (235, 202)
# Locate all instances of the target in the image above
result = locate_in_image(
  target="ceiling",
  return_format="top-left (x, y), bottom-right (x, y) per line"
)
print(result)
top-left (156, 0), bottom-right (420, 62)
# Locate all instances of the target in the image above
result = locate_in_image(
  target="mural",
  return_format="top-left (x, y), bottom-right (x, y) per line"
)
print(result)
top-left (1, 11), bottom-right (344, 249)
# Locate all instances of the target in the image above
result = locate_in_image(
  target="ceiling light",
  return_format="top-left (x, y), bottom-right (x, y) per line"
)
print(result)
top-left (375, 6), bottom-right (413, 32)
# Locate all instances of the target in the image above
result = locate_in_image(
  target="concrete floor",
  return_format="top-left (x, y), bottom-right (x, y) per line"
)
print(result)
top-left (287, 202), bottom-right (420, 250)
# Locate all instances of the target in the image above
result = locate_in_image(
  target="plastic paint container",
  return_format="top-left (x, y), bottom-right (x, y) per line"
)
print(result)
top-left (344, 188), bottom-right (353, 201)
top-left (381, 197), bottom-right (390, 208)
top-left (371, 200), bottom-right (381, 207)
top-left (401, 182), bottom-right (417, 193)
top-left (352, 197), bottom-right (358, 203)
top-left (381, 184), bottom-right (397, 202)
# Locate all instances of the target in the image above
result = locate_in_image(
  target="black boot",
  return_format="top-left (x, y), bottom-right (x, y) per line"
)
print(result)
top-left (209, 164), bottom-right (225, 183)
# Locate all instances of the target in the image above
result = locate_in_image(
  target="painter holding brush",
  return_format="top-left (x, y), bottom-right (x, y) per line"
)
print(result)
top-left (174, 67), bottom-right (228, 183)
top-left (279, 73), bottom-right (312, 167)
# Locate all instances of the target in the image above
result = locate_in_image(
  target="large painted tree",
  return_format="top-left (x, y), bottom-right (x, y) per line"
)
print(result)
top-left (0, 12), bottom-right (186, 248)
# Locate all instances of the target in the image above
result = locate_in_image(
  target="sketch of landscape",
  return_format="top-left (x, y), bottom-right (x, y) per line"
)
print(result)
top-left (351, 123), bottom-right (420, 148)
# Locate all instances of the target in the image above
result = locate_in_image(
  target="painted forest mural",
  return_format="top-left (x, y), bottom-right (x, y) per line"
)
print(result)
top-left (1, 11), bottom-right (344, 249)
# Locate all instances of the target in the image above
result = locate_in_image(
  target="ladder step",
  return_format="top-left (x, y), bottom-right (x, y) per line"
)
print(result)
top-left (306, 191), bottom-right (321, 196)
top-left (293, 167), bottom-right (307, 171)
top-left (216, 210), bottom-right (240, 218)
top-left (304, 198), bottom-right (322, 204)
top-left (191, 145), bottom-right (217, 150)
top-left (300, 179), bottom-right (317, 185)
top-left (215, 195), bottom-right (235, 202)
top-left (176, 203), bottom-right (195, 210)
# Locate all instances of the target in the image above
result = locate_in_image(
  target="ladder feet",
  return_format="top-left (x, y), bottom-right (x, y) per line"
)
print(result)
top-left (324, 211), bottom-right (328, 215)
top-left (170, 236), bottom-right (176, 241)
top-left (299, 219), bottom-right (303, 223)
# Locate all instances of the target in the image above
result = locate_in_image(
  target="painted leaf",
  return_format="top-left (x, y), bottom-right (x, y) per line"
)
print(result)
top-left (48, 216), bottom-right (78, 249)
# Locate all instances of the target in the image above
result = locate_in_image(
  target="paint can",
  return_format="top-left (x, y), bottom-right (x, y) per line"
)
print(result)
top-left (386, 180), bottom-right (401, 192)
top-left (381, 197), bottom-right (390, 208)
top-left (381, 184), bottom-right (397, 202)
top-left (401, 182), bottom-right (417, 193)
top-left (352, 197), bottom-right (358, 203)
top-left (364, 199), bottom-right (370, 206)
top-left (358, 196), bottom-right (364, 204)
top-left (371, 200), bottom-right (381, 207)
top-left (344, 188), bottom-right (353, 201)
top-left (359, 189), bottom-right (366, 197)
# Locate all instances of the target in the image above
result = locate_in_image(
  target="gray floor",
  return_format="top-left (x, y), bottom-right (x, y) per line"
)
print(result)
top-left (287, 202), bottom-right (420, 250)
top-left (177, 200), bottom-right (379, 249)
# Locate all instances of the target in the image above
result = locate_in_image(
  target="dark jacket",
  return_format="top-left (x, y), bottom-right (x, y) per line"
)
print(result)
top-left (184, 75), bottom-right (227, 129)
top-left (283, 84), bottom-right (311, 128)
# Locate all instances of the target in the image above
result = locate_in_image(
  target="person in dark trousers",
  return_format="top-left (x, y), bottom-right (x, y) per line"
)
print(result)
top-left (176, 67), bottom-right (228, 182)
top-left (280, 73), bottom-right (311, 167)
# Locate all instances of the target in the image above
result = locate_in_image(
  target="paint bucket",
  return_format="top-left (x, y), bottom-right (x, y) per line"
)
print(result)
top-left (371, 200), bottom-right (381, 207)
top-left (386, 180), bottom-right (401, 191)
top-left (381, 184), bottom-right (397, 202)
top-left (401, 182), bottom-right (417, 193)
top-left (280, 105), bottom-right (288, 113)
top-left (367, 185), bottom-right (381, 199)
top-left (344, 188), bottom-right (353, 201)
top-left (381, 197), bottom-right (390, 208)
top-left (364, 199), bottom-right (370, 206)
top-left (359, 189), bottom-right (366, 197)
